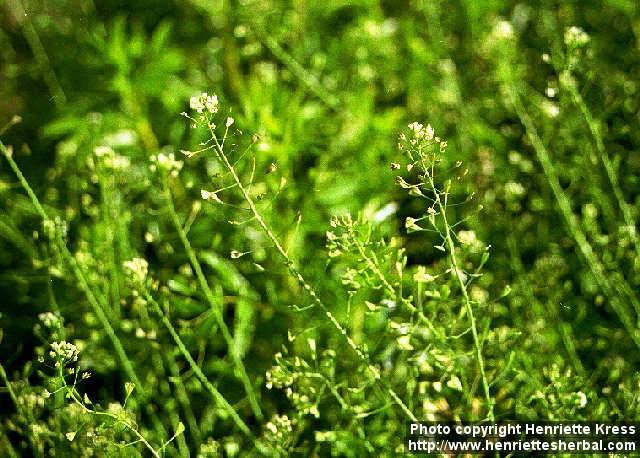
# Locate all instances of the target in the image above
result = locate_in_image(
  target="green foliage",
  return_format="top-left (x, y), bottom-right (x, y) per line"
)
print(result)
top-left (1, 0), bottom-right (639, 456)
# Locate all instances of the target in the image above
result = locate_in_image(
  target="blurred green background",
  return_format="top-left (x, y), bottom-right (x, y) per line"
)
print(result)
top-left (1, 0), bottom-right (639, 455)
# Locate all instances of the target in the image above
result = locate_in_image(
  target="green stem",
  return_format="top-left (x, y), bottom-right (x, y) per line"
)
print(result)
top-left (164, 351), bottom-right (202, 448)
top-left (67, 390), bottom-right (159, 458)
top-left (505, 87), bottom-right (640, 350)
top-left (208, 132), bottom-right (418, 422)
top-left (9, 0), bottom-right (67, 106)
top-left (564, 78), bottom-right (640, 259)
top-left (1, 142), bottom-right (142, 389)
top-left (424, 165), bottom-right (494, 422)
top-left (161, 174), bottom-right (263, 420)
top-left (0, 362), bottom-right (19, 411)
top-left (143, 292), bottom-right (254, 438)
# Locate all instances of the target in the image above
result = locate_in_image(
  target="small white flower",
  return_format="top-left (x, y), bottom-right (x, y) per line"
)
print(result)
top-left (190, 92), bottom-right (220, 114)
top-left (397, 335), bottom-right (414, 351)
top-left (408, 122), bottom-right (423, 134)
top-left (50, 341), bottom-right (79, 361)
top-left (154, 152), bottom-right (183, 176)
top-left (424, 124), bottom-right (434, 140)
top-left (226, 116), bottom-right (235, 127)
top-left (413, 266), bottom-right (435, 283)
top-left (458, 230), bottom-right (478, 246)
top-left (576, 391), bottom-right (588, 408)
top-left (190, 95), bottom-right (205, 114)
top-left (204, 93), bottom-right (219, 113)
top-left (407, 121), bottom-right (435, 141)
top-left (542, 100), bottom-right (560, 118)
top-left (495, 20), bottom-right (514, 39)
top-left (93, 145), bottom-right (113, 157)
top-left (123, 257), bottom-right (148, 284)
top-left (564, 26), bottom-right (590, 48)
top-left (39, 312), bottom-right (62, 328)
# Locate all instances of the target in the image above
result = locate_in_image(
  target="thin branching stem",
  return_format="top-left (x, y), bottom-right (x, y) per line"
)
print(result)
top-left (0, 362), bottom-right (20, 411)
top-left (506, 87), bottom-right (640, 350)
top-left (207, 130), bottom-right (418, 422)
top-left (8, 0), bottom-right (67, 106)
top-left (66, 388), bottom-right (160, 458)
top-left (161, 173), bottom-right (263, 420)
top-left (142, 291), bottom-right (255, 439)
top-left (422, 160), bottom-right (495, 422)
top-left (1, 142), bottom-right (143, 389)
top-left (564, 79), bottom-right (640, 259)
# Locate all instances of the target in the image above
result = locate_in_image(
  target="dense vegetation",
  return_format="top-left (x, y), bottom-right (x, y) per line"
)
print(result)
top-left (1, 0), bottom-right (639, 456)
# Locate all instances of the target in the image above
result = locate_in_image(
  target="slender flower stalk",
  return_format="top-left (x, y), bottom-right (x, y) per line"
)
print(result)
top-left (563, 77), bottom-right (640, 259)
top-left (423, 164), bottom-right (494, 422)
top-left (161, 172), bottom-right (263, 420)
top-left (1, 141), bottom-right (142, 389)
top-left (202, 123), bottom-right (418, 422)
top-left (504, 87), bottom-right (640, 350)
top-left (142, 291), bottom-right (256, 438)
top-left (1, 140), bottom-right (176, 446)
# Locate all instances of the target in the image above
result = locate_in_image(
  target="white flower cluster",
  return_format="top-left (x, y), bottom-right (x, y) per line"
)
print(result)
top-left (457, 230), bottom-right (484, 252)
top-left (404, 122), bottom-right (447, 152)
top-left (50, 341), bottom-right (79, 362)
top-left (150, 152), bottom-right (183, 177)
top-left (264, 414), bottom-right (293, 439)
top-left (190, 92), bottom-right (219, 114)
top-left (457, 230), bottom-right (478, 246)
top-left (39, 312), bottom-right (62, 328)
top-left (408, 122), bottom-right (434, 141)
top-left (564, 26), bottom-right (590, 48)
top-left (94, 145), bottom-right (130, 170)
top-left (494, 20), bottom-right (514, 39)
top-left (398, 122), bottom-right (447, 158)
top-left (413, 265), bottom-right (435, 283)
top-left (123, 257), bottom-right (149, 284)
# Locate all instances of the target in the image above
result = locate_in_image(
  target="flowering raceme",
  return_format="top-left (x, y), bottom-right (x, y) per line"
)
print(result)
top-left (189, 92), bottom-right (219, 114)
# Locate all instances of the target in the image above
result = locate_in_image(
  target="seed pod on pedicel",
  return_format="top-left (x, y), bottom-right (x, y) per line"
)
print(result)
top-left (266, 162), bottom-right (278, 174)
